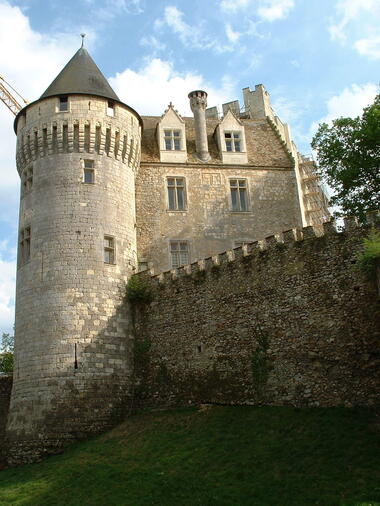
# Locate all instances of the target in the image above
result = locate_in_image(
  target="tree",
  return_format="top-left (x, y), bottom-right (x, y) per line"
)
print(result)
top-left (0, 332), bottom-right (14, 374)
top-left (311, 94), bottom-right (380, 221)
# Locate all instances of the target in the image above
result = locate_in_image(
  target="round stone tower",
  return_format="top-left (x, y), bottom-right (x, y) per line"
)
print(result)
top-left (6, 46), bottom-right (142, 464)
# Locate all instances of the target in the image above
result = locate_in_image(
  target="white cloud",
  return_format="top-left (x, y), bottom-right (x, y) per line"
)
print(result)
top-left (354, 35), bottom-right (380, 60)
top-left (257, 0), bottom-right (294, 21)
top-left (310, 83), bottom-right (378, 133)
top-left (109, 58), bottom-right (236, 117)
top-left (225, 24), bottom-right (241, 43)
top-left (157, 6), bottom-right (232, 54)
top-left (329, 0), bottom-right (379, 43)
top-left (220, 0), bottom-right (250, 13)
top-left (140, 35), bottom-right (166, 53)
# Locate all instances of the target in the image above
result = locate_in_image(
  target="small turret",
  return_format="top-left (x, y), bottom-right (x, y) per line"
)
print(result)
top-left (188, 90), bottom-right (210, 162)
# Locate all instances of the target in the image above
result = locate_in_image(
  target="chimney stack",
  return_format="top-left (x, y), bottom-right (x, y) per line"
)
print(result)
top-left (188, 90), bottom-right (210, 162)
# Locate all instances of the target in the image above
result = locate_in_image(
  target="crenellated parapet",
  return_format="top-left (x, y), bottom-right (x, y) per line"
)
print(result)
top-left (138, 211), bottom-right (380, 285)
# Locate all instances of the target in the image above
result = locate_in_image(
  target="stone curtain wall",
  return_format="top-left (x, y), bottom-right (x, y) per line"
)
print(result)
top-left (0, 376), bottom-right (12, 465)
top-left (133, 217), bottom-right (380, 408)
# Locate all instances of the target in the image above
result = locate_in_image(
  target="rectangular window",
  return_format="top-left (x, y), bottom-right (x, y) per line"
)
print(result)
top-left (170, 241), bottom-right (189, 268)
top-left (83, 160), bottom-right (95, 184)
top-left (22, 167), bottom-right (33, 195)
top-left (230, 179), bottom-right (248, 212)
top-left (224, 131), bottom-right (242, 152)
top-left (59, 96), bottom-right (68, 112)
top-left (107, 101), bottom-right (115, 117)
top-left (19, 226), bottom-right (31, 266)
top-left (164, 130), bottom-right (181, 151)
top-left (167, 177), bottom-right (186, 210)
top-left (104, 235), bottom-right (115, 264)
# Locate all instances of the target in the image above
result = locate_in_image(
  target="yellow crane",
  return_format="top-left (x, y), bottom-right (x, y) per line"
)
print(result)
top-left (0, 75), bottom-right (28, 116)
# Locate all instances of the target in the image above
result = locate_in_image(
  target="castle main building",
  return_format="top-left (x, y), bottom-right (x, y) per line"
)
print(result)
top-left (6, 46), bottom-right (329, 463)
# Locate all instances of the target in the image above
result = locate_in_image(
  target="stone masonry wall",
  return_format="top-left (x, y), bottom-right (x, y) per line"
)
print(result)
top-left (133, 217), bottom-right (380, 408)
top-left (0, 376), bottom-right (12, 465)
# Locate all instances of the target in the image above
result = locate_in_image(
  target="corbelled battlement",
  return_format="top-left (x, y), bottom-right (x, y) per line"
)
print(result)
top-left (15, 95), bottom-right (141, 173)
top-left (16, 119), bottom-right (140, 171)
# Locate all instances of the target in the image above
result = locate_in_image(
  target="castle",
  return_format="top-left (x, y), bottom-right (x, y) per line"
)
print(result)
top-left (4, 46), bottom-right (378, 466)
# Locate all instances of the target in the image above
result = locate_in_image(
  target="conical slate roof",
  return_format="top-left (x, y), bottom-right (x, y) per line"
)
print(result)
top-left (40, 47), bottom-right (119, 102)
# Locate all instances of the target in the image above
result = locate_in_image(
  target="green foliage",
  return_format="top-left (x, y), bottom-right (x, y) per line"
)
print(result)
top-left (357, 229), bottom-right (380, 275)
top-left (126, 276), bottom-right (153, 304)
top-left (1, 332), bottom-right (14, 352)
top-left (311, 94), bottom-right (380, 221)
top-left (0, 407), bottom-right (379, 505)
top-left (0, 332), bottom-right (14, 374)
top-left (0, 352), bottom-right (13, 374)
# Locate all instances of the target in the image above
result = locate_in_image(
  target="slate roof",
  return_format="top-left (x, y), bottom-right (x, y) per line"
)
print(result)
top-left (40, 47), bottom-right (119, 102)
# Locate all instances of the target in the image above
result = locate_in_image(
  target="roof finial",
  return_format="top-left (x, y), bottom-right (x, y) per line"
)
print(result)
top-left (80, 33), bottom-right (86, 48)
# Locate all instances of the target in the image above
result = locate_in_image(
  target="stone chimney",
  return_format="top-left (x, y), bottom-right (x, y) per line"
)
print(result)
top-left (188, 90), bottom-right (210, 162)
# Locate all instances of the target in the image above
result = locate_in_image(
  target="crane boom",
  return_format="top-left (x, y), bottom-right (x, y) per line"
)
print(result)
top-left (0, 76), bottom-right (28, 116)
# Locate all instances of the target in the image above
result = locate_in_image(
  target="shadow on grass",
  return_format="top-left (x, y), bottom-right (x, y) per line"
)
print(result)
top-left (0, 406), bottom-right (379, 506)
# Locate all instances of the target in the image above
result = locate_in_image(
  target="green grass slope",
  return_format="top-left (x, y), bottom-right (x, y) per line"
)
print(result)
top-left (0, 407), bottom-right (379, 506)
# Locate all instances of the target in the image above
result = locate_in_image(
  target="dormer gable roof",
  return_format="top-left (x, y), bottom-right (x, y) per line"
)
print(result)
top-left (159, 103), bottom-right (185, 124)
top-left (219, 109), bottom-right (243, 126)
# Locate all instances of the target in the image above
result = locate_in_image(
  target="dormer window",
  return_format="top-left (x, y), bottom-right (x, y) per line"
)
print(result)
top-left (158, 103), bottom-right (187, 162)
top-left (225, 132), bottom-right (241, 152)
top-left (107, 101), bottom-right (115, 117)
top-left (59, 96), bottom-right (68, 112)
top-left (164, 130), bottom-right (181, 150)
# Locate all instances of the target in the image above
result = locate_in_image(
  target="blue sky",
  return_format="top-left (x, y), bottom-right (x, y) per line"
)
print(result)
top-left (0, 0), bottom-right (379, 333)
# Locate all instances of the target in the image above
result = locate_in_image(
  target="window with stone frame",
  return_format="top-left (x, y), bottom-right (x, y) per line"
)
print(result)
top-left (164, 129), bottom-right (181, 151)
top-left (224, 131), bottom-right (242, 152)
top-left (83, 159), bottom-right (95, 184)
top-left (104, 235), bottom-right (115, 264)
top-left (167, 177), bottom-right (186, 210)
top-left (107, 101), bottom-right (115, 117)
top-left (59, 96), bottom-right (68, 112)
top-left (21, 167), bottom-right (33, 195)
top-left (230, 179), bottom-right (249, 212)
top-left (170, 241), bottom-right (189, 268)
top-left (19, 226), bottom-right (31, 266)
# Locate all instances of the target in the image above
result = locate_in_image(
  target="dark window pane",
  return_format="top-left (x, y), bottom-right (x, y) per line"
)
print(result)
top-left (239, 179), bottom-right (246, 187)
top-left (235, 141), bottom-right (241, 152)
top-left (165, 139), bottom-right (172, 150)
top-left (84, 169), bottom-right (94, 183)
top-left (177, 188), bottom-right (184, 209)
top-left (231, 188), bottom-right (238, 211)
top-left (225, 132), bottom-right (232, 138)
top-left (168, 188), bottom-right (175, 209)
top-left (59, 97), bottom-right (68, 111)
top-left (174, 139), bottom-right (180, 150)
top-left (173, 131), bottom-right (180, 137)
top-left (226, 140), bottom-right (232, 152)
top-left (239, 188), bottom-right (247, 211)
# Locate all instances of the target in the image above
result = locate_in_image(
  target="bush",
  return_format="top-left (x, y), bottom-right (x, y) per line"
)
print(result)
top-left (0, 352), bottom-right (13, 374)
top-left (127, 276), bottom-right (153, 304)
top-left (357, 230), bottom-right (380, 275)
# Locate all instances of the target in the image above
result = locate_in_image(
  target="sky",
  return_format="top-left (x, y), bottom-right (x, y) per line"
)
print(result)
top-left (0, 0), bottom-right (379, 334)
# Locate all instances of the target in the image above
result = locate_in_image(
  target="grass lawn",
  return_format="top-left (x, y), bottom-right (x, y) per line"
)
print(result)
top-left (0, 406), bottom-right (379, 505)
